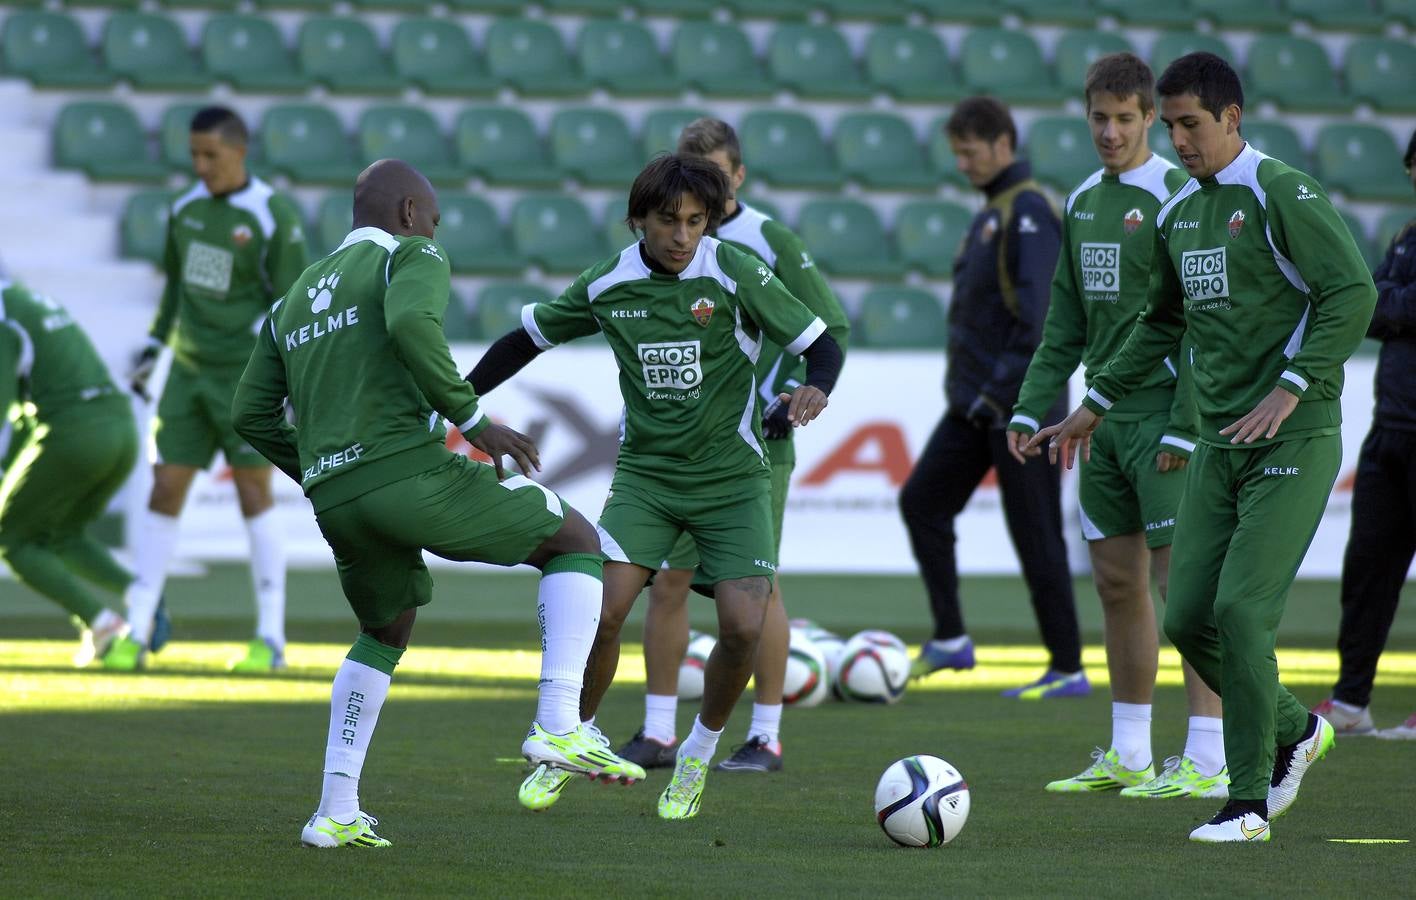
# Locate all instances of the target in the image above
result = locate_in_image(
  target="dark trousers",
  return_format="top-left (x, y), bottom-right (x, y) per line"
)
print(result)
top-left (1333, 424), bottom-right (1416, 708)
top-left (899, 410), bottom-right (1082, 672)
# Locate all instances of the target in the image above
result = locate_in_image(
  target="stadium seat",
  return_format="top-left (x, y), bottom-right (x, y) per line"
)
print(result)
top-left (603, 196), bottom-right (637, 253)
top-left (1148, 119), bottom-right (1180, 166)
top-left (357, 106), bottom-right (463, 186)
top-left (253, 0), bottom-right (335, 10)
top-left (895, 200), bottom-right (971, 277)
top-left (766, 24), bottom-right (870, 98)
top-left (577, 19), bottom-right (679, 96)
top-left (1344, 39), bottom-right (1416, 113)
top-left (738, 195), bottom-right (784, 222)
top-left (1382, 0), bottom-right (1416, 27)
top-left (958, 28), bottom-right (1061, 103)
top-left (854, 287), bottom-right (947, 349)
top-left (1, 11), bottom-right (112, 87)
top-left (926, 118), bottom-right (969, 187)
top-left (315, 192), bottom-right (353, 256)
top-left (261, 104), bottom-right (360, 184)
top-left (1001, 0), bottom-right (1095, 26)
top-left (485, 19), bottom-right (584, 96)
top-left (863, 26), bottom-right (962, 102)
top-left (1053, 30), bottom-right (1134, 94)
top-left (833, 112), bottom-right (934, 190)
top-left (159, 102), bottom-right (205, 171)
top-left (455, 107), bottom-right (559, 186)
top-left (391, 18), bottom-right (495, 96)
top-left (120, 190), bottom-right (174, 264)
top-left (796, 200), bottom-right (901, 278)
top-left (906, 0), bottom-right (1002, 22)
top-left (103, 12), bottom-right (212, 91)
top-left (1242, 121), bottom-right (1307, 170)
top-left (738, 111), bottom-right (841, 188)
top-left (477, 282), bottom-right (555, 340)
top-left (441, 287), bottom-right (480, 343)
top-left (1246, 36), bottom-right (1345, 112)
top-left (1090, 0), bottom-right (1191, 26)
top-left (642, 107), bottom-right (709, 160)
top-left (509, 195), bottom-right (605, 272)
top-left (1376, 208), bottom-right (1415, 255)
top-left (1149, 32), bottom-right (1234, 72)
top-left (434, 194), bottom-right (523, 274)
top-left (444, 0), bottom-right (524, 11)
top-left (298, 18), bottom-right (400, 93)
top-left (671, 22), bottom-right (774, 97)
top-left (1287, 0), bottom-right (1385, 32)
top-left (1337, 208), bottom-right (1379, 272)
top-left (53, 101), bottom-right (166, 181)
top-left (202, 15), bottom-right (308, 92)
top-left (549, 109), bottom-right (640, 186)
top-left (722, 0), bottom-right (813, 18)
top-left (1188, 0), bottom-right (1288, 29)
top-left (1315, 124), bottom-right (1411, 202)
top-left (820, 0), bottom-right (910, 20)
top-left (1026, 116), bottom-right (1098, 193)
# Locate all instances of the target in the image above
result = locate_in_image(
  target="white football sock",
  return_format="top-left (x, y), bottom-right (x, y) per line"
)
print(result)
top-left (643, 693), bottom-right (679, 744)
top-left (318, 659), bottom-right (391, 822)
top-left (534, 571), bottom-right (600, 735)
top-left (1111, 702), bottom-right (1153, 771)
top-left (678, 715), bottom-right (723, 765)
top-left (747, 702), bottom-right (782, 747)
top-left (245, 509), bottom-right (286, 648)
top-left (123, 510), bottom-right (180, 645)
top-left (1184, 716), bottom-right (1226, 777)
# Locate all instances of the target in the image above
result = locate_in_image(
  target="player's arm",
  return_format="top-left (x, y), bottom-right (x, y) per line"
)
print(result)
top-left (264, 195), bottom-right (311, 299)
top-left (232, 312), bottom-right (301, 484)
top-left (1367, 223), bottom-right (1416, 339)
top-left (464, 275), bottom-right (597, 395)
top-left (133, 219), bottom-right (182, 398)
top-left (1156, 334), bottom-right (1198, 472)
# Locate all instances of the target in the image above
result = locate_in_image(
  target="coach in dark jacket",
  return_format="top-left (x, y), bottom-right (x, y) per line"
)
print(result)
top-left (901, 97), bottom-right (1084, 696)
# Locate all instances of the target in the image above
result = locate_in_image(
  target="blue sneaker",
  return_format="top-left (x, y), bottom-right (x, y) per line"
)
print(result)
top-left (148, 597), bottom-right (172, 653)
top-left (910, 638), bottom-right (976, 679)
top-left (1003, 669), bottom-right (1090, 699)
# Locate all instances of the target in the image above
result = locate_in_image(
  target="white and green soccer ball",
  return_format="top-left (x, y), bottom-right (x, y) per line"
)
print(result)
top-left (783, 627), bottom-right (829, 707)
top-left (874, 755), bottom-right (970, 848)
top-left (834, 630), bottom-right (909, 703)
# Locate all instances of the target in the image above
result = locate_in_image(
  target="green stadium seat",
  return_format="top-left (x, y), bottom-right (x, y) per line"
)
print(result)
top-left (444, 0), bottom-right (524, 11)
top-left (1148, 119), bottom-right (1180, 167)
top-left (442, 287), bottom-right (481, 343)
top-left (1, 11), bottom-right (112, 87)
top-left (722, 0), bottom-right (813, 18)
top-left (315, 192), bottom-right (353, 256)
top-left (1337, 208), bottom-right (1379, 272)
top-left (53, 101), bottom-right (166, 181)
top-left (1315, 124), bottom-right (1411, 202)
top-left (1242, 121), bottom-right (1306, 170)
top-left (1026, 116), bottom-right (1098, 193)
top-left (738, 196), bottom-right (784, 222)
top-left (159, 102), bottom-right (205, 171)
top-left (357, 106), bottom-right (463, 186)
top-left (895, 201), bottom-right (971, 277)
top-left (166, 0), bottom-right (241, 10)
top-left (1287, 0), bottom-right (1385, 32)
top-left (510, 196), bottom-right (605, 272)
top-left (103, 12), bottom-right (212, 91)
top-left (261, 104), bottom-right (360, 185)
top-left (1090, 0), bottom-right (1191, 26)
top-left (855, 287), bottom-right (947, 349)
top-left (1053, 30), bottom-right (1133, 94)
top-left (863, 26), bottom-right (962, 102)
top-left (820, 0), bottom-right (910, 20)
top-left (455, 107), bottom-right (559, 186)
top-left (542, 0), bottom-right (622, 11)
top-left (391, 18), bottom-right (495, 96)
top-left (202, 15), bottom-right (308, 93)
top-left (642, 107), bottom-right (709, 160)
top-left (833, 112), bottom-right (934, 190)
top-left (121, 190), bottom-right (174, 263)
top-left (1188, 0), bottom-right (1288, 29)
top-left (1149, 32), bottom-right (1234, 72)
top-left (796, 200), bottom-right (901, 278)
top-left (926, 117), bottom-right (969, 187)
top-left (1001, 0), bottom-right (1095, 26)
top-left (577, 20), bottom-right (679, 96)
top-left (1345, 39), bottom-right (1416, 113)
top-left (638, 0), bottom-right (718, 14)
top-left (906, 0), bottom-right (1002, 23)
top-left (1382, 0), bottom-right (1416, 27)
top-left (477, 282), bottom-right (555, 340)
top-left (959, 28), bottom-right (1061, 103)
top-left (298, 18), bottom-right (400, 93)
top-left (1246, 36), bottom-right (1345, 112)
top-left (739, 111), bottom-right (841, 188)
top-left (603, 196), bottom-right (637, 253)
top-left (1376, 208), bottom-right (1415, 255)
top-left (549, 109), bottom-right (640, 187)
top-left (672, 22), bottom-right (774, 97)
top-left (485, 19), bottom-right (584, 96)
top-left (253, 0), bottom-right (335, 10)
top-left (349, 0), bottom-right (431, 12)
top-left (766, 24), bottom-right (870, 98)
top-left (435, 194), bottom-right (522, 274)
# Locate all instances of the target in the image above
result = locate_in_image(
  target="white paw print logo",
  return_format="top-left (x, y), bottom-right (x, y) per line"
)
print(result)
top-left (308, 272), bottom-right (340, 313)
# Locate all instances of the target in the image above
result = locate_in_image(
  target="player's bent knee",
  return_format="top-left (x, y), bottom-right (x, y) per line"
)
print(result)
top-left (526, 507), bottom-right (601, 569)
top-left (363, 608), bottom-right (417, 650)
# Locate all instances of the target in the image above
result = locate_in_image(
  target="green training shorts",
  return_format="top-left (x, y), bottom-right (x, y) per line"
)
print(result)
top-left (662, 457), bottom-right (793, 570)
top-left (153, 358), bottom-right (267, 468)
top-left (1079, 414), bottom-right (1189, 549)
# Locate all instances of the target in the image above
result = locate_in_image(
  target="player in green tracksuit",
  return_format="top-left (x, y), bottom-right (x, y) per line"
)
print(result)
top-left (1006, 53), bottom-right (1228, 800)
top-left (232, 160), bottom-right (644, 849)
top-left (1032, 54), bottom-right (1376, 842)
top-left (618, 118), bottom-right (851, 776)
top-left (468, 155), bottom-right (844, 820)
top-left (111, 106), bottom-right (309, 672)
top-left (0, 280), bottom-right (139, 667)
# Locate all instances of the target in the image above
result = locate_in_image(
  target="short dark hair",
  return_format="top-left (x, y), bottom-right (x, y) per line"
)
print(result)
top-left (1405, 128), bottom-right (1416, 170)
top-left (677, 117), bottom-right (742, 170)
top-left (626, 154), bottom-right (730, 232)
top-left (189, 105), bottom-right (248, 146)
top-left (1156, 52), bottom-right (1244, 121)
top-left (1084, 52), bottom-right (1156, 115)
top-left (945, 97), bottom-right (1017, 150)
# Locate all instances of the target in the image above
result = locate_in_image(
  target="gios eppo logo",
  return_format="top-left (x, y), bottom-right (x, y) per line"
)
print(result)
top-left (1180, 247), bottom-right (1229, 302)
top-left (1079, 242), bottom-right (1121, 297)
top-left (638, 340), bottom-right (702, 392)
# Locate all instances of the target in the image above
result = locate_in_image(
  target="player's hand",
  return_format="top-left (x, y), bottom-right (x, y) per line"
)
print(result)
top-left (471, 423), bottom-right (540, 479)
top-left (1155, 451), bottom-right (1189, 473)
top-left (1025, 406), bottom-right (1101, 470)
top-left (1006, 429), bottom-right (1041, 465)
top-left (761, 396), bottom-right (792, 440)
top-left (129, 343), bottom-right (160, 402)
top-left (784, 386), bottom-right (828, 427)
top-left (1219, 387), bottom-right (1300, 444)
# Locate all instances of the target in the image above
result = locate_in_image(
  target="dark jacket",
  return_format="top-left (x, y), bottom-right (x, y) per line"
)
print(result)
top-left (946, 161), bottom-right (1062, 421)
top-left (1368, 214), bottom-right (1416, 431)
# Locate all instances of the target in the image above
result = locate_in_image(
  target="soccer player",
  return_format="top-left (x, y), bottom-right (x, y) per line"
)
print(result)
top-left (0, 279), bottom-right (140, 666)
top-left (108, 106), bottom-right (307, 672)
top-left (1029, 53), bottom-right (1377, 842)
top-left (232, 159), bottom-right (646, 849)
top-left (468, 154), bottom-right (843, 819)
top-left (613, 118), bottom-right (850, 775)
top-left (1005, 53), bottom-right (1228, 798)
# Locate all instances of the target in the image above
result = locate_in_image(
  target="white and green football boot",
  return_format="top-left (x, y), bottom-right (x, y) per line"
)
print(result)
top-left (1045, 747), bottom-right (1154, 793)
top-left (1119, 756), bottom-right (1230, 799)
top-left (301, 811), bottom-right (391, 848)
top-left (521, 722), bottom-right (646, 784)
top-left (519, 763), bottom-right (576, 812)
top-left (657, 754), bottom-right (709, 820)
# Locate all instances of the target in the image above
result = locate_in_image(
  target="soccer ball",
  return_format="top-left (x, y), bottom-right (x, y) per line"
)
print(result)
top-left (834, 631), bottom-right (909, 703)
top-left (677, 631), bottom-right (716, 700)
top-left (783, 628), bottom-right (829, 707)
top-left (874, 755), bottom-right (970, 848)
top-left (804, 628), bottom-right (848, 687)
top-left (849, 629), bottom-right (907, 653)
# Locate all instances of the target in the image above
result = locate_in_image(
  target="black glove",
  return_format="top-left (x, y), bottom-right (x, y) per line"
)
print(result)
top-left (966, 394), bottom-right (1004, 430)
top-left (762, 396), bottom-right (792, 440)
top-left (130, 342), bottom-right (161, 402)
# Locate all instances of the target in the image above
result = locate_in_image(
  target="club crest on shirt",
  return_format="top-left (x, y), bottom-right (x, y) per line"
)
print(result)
top-left (1123, 207), bottom-right (1144, 235)
top-left (231, 224), bottom-right (253, 247)
top-left (1228, 210), bottom-right (1245, 239)
top-left (691, 297), bottom-right (715, 327)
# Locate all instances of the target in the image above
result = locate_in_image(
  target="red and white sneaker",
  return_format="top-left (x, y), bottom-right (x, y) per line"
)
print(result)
top-left (1377, 711), bottom-right (1416, 741)
top-left (1311, 698), bottom-right (1375, 736)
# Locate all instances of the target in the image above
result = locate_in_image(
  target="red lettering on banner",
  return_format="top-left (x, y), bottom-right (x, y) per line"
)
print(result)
top-left (800, 423), bottom-right (913, 487)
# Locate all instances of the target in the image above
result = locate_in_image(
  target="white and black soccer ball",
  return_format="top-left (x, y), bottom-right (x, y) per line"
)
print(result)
top-left (783, 627), bottom-right (830, 707)
top-left (848, 629), bottom-right (907, 653)
top-left (874, 755), bottom-right (970, 848)
top-left (677, 631), bottom-right (716, 700)
top-left (800, 626), bottom-right (847, 688)
top-left (833, 631), bottom-right (909, 703)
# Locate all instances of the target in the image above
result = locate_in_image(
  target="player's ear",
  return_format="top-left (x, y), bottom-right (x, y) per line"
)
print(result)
top-left (733, 164), bottom-right (747, 193)
top-left (1224, 104), bottom-right (1242, 136)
